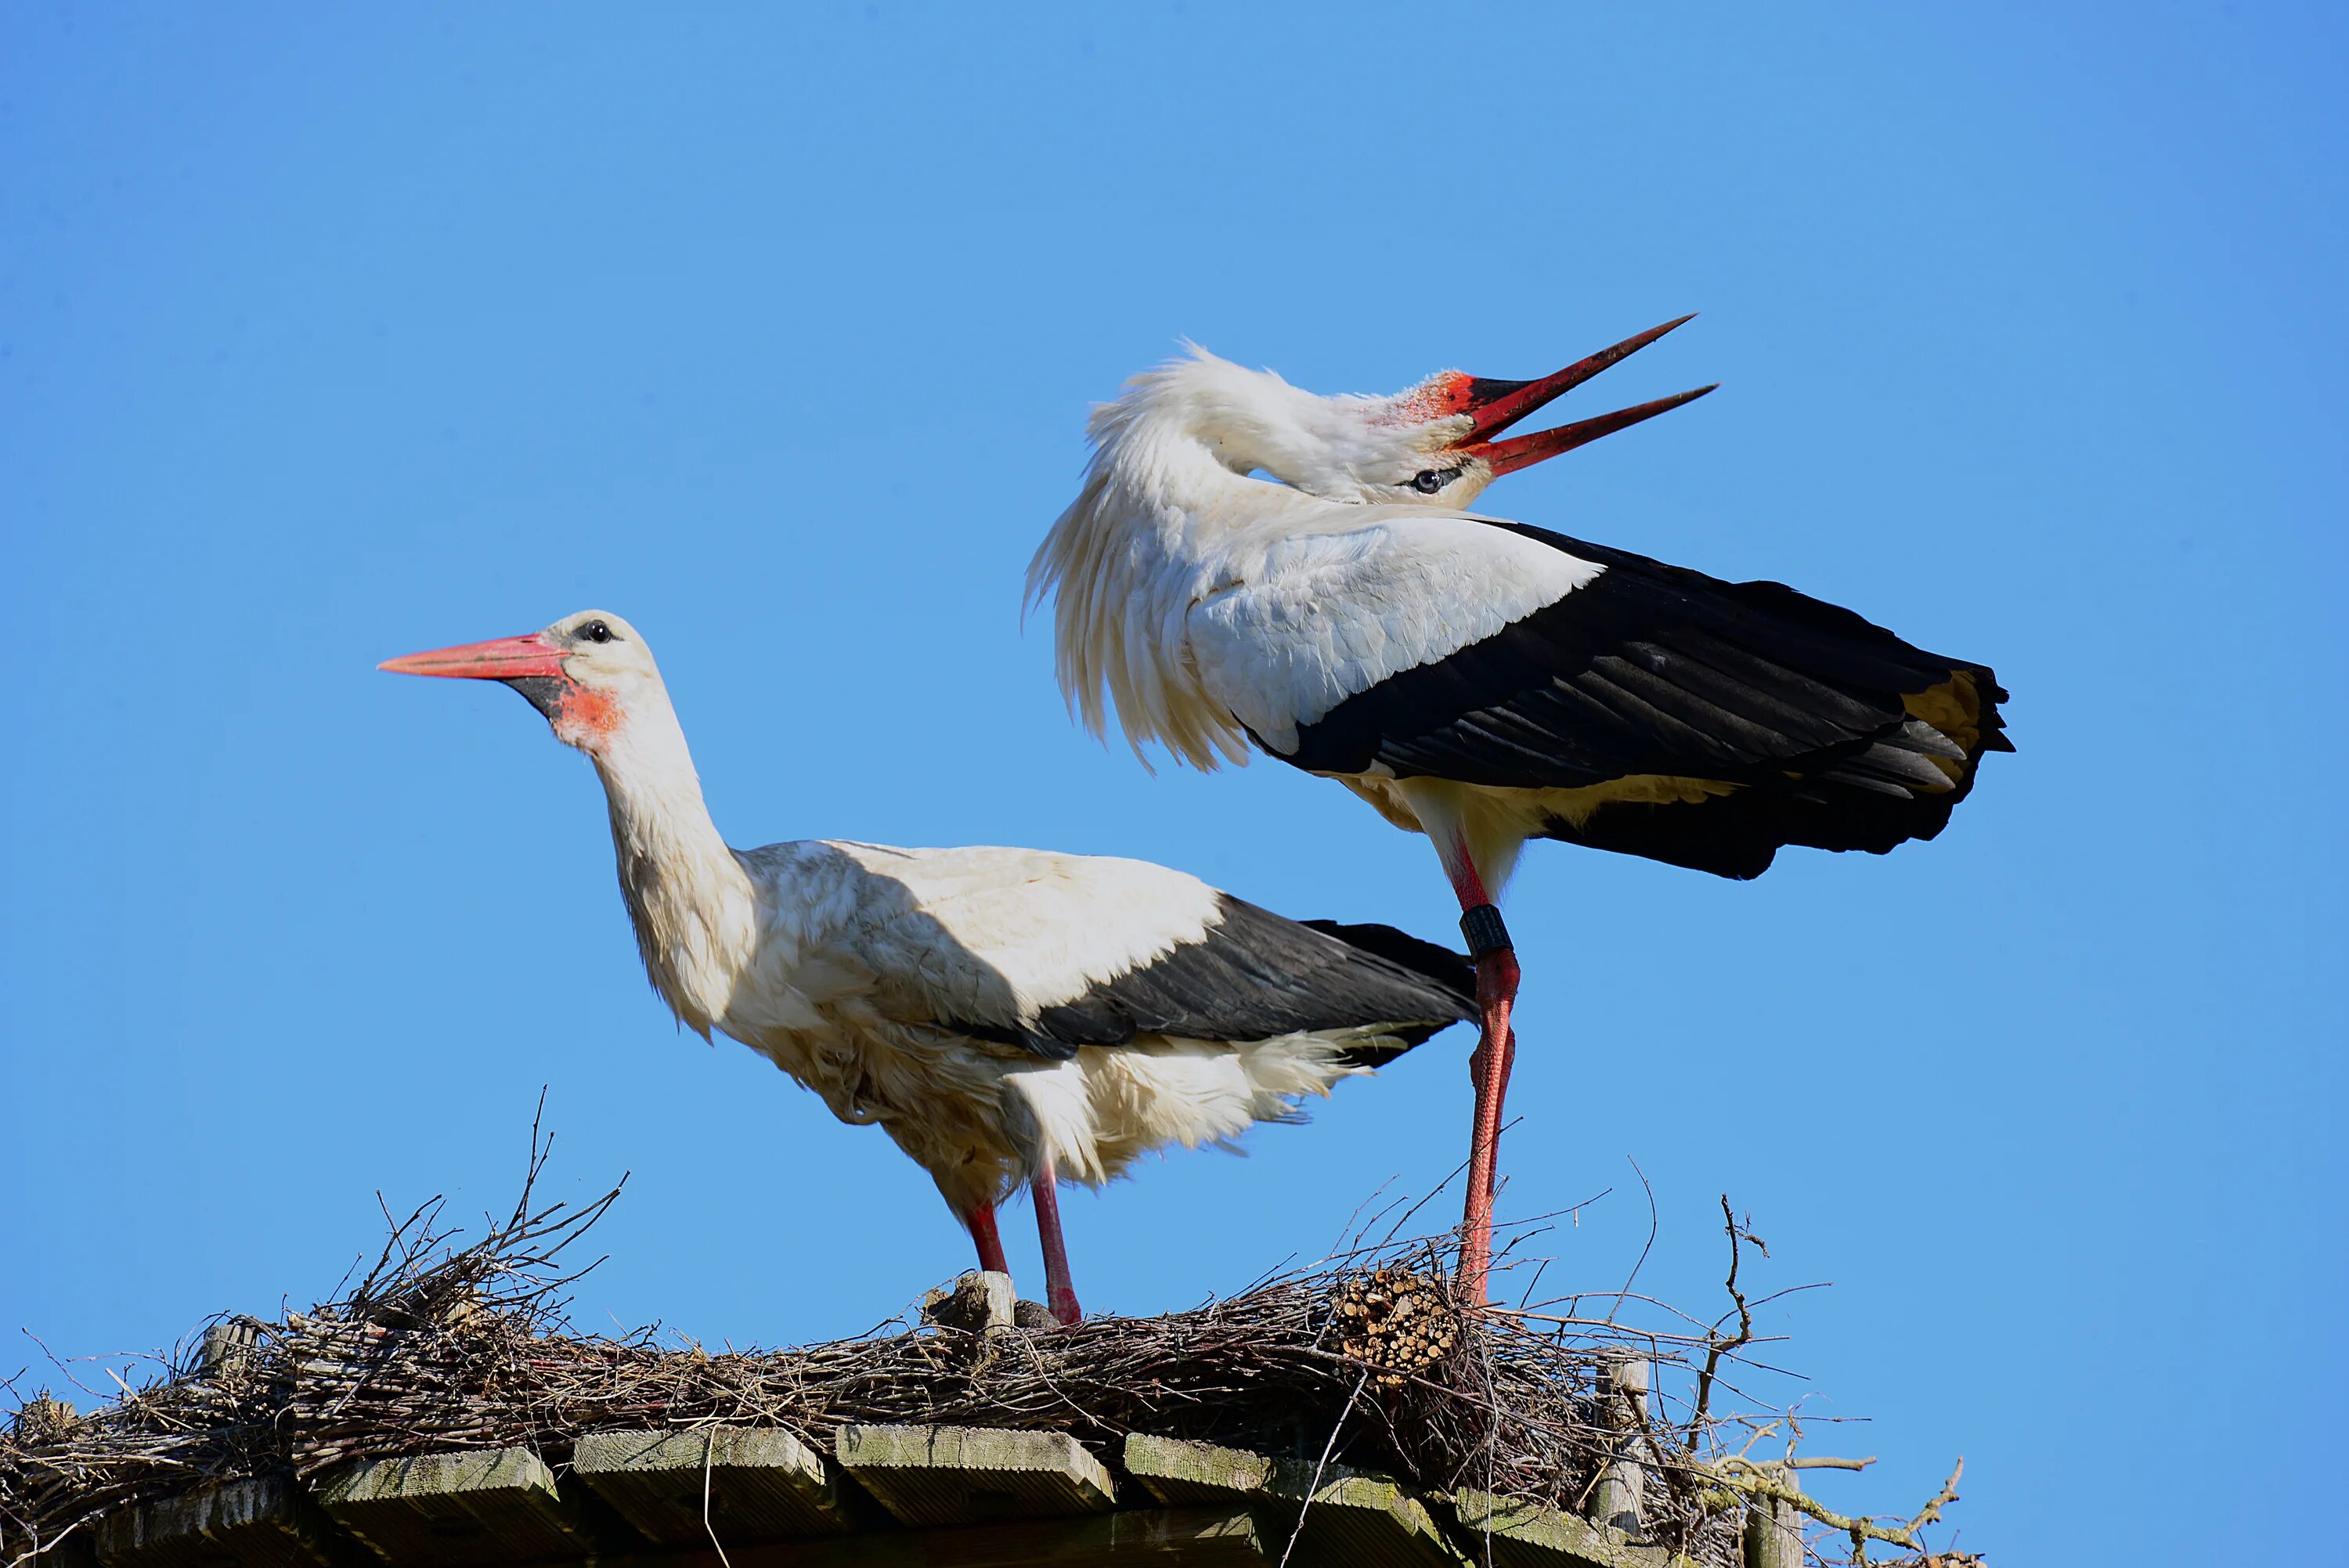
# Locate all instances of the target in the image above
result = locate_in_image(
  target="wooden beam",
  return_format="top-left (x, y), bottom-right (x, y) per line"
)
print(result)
top-left (93, 1473), bottom-right (346, 1568)
top-left (1122, 1436), bottom-right (1283, 1505)
top-left (1123, 1435), bottom-right (1463, 1566)
top-left (585, 1505), bottom-right (1269, 1567)
top-left (572, 1426), bottom-right (856, 1545)
top-left (1449, 1490), bottom-right (1671, 1568)
top-left (1741, 1495), bottom-right (1802, 1568)
top-left (1272, 1472), bottom-right (1463, 1567)
top-left (922, 1271), bottom-right (1017, 1332)
top-left (1591, 1355), bottom-right (1651, 1538)
top-left (835, 1424), bottom-right (1114, 1528)
top-left (315, 1447), bottom-right (603, 1565)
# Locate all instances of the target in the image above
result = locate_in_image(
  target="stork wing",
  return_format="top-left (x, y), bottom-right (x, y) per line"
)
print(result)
top-left (1279, 520), bottom-right (2008, 780)
top-left (811, 843), bottom-right (1471, 1062)
top-left (1190, 517), bottom-right (2010, 878)
top-left (1185, 512), bottom-right (1603, 755)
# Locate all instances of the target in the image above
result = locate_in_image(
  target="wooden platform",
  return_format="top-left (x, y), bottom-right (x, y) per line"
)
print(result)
top-left (59, 1422), bottom-right (1712, 1568)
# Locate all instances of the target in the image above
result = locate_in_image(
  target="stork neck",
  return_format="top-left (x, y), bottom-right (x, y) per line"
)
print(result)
top-left (1107, 427), bottom-right (1333, 559)
top-left (1027, 412), bottom-right (1350, 770)
top-left (586, 692), bottom-right (758, 1037)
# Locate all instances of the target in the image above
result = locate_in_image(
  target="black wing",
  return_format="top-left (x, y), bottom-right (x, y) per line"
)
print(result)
top-left (1276, 524), bottom-right (2012, 879)
top-left (956, 896), bottom-right (1473, 1062)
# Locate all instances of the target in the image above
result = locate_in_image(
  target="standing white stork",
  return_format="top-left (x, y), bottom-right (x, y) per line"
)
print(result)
top-left (380, 610), bottom-right (1474, 1325)
top-left (1026, 319), bottom-right (2012, 1299)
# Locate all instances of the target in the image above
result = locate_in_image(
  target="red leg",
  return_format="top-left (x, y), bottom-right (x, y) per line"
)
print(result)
top-left (966, 1200), bottom-right (1010, 1276)
top-left (1030, 1159), bottom-right (1082, 1326)
top-left (1445, 845), bottom-right (1520, 1307)
top-left (1460, 947), bottom-right (1520, 1299)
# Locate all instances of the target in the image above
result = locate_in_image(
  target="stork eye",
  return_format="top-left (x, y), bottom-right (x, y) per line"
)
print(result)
top-left (578, 620), bottom-right (615, 644)
top-left (1409, 467), bottom-right (1460, 495)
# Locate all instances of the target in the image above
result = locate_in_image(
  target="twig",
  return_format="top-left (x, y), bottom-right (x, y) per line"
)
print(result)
top-left (1278, 1369), bottom-right (1370, 1568)
top-left (701, 1429), bottom-right (733, 1568)
top-left (1692, 1194), bottom-right (1755, 1433)
top-left (1907, 1456), bottom-right (1964, 1534)
top-left (1604, 1159), bottom-right (1658, 1328)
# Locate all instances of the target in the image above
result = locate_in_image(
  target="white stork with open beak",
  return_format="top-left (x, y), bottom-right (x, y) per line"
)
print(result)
top-left (1026, 319), bottom-right (2012, 1299)
top-left (380, 611), bottom-right (1473, 1325)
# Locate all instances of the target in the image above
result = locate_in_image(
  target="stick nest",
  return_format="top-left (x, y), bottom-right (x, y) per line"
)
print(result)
top-left (1, 1166), bottom-right (1974, 1567)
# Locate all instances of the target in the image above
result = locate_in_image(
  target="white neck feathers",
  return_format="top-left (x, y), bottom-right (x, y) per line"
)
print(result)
top-left (587, 690), bottom-right (759, 1038)
top-left (1026, 352), bottom-right (1348, 772)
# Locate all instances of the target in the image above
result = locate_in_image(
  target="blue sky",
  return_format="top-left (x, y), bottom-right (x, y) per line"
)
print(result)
top-left (4, 5), bottom-right (2343, 1562)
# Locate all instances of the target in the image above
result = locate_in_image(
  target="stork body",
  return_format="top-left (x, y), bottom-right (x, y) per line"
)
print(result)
top-left (382, 611), bottom-right (1474, 1323)
top-left (1027, 322), bottom-right (2011, 1297)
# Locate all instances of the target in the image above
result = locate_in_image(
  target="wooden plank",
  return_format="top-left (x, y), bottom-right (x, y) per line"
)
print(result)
top-left (199, 1321), bottom-right (262, 1378)
top-left (1741, 1496), bottom-right (1802, 1568)
top-left (1449, 1490), bottom-right (1670, 1568)
top-left (572, 1426), bottom-right (855, 1544)
top-left (590, 1505), bottom-right (1268, 1566)
top-left (1122, 1436), bottom-right (1462, 1566)
top-left (314, 1447), bottom-right (601, 1565)
top-left (1591, 1356), bottom-right (1651, 1537)
top-left (1275, 1472), bottom-right (1463, 1567)
top-left (922, 1271), bottom-right (1018, 1332)
top-left (835, 1424), bottom-right (1113, 1528)
top-left (94, 1473), bottom-right (345, 1568)
top-left (1123, 1436), bottom-right (1280, 1505)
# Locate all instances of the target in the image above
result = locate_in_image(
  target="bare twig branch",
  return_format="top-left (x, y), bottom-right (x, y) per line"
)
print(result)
top-left (1604, 1158), bottom-right (1659, 1328)
top-left (1691, 1193), bottom-right (1755, 1433)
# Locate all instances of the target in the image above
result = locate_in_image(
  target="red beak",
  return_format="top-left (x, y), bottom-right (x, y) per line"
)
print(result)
top-left (377, 632), bottom-right (568, 680)
top-left (1449, 316), bottom-right (1717, 478)
top-left (1470, 384), bottom-right (1719, 477)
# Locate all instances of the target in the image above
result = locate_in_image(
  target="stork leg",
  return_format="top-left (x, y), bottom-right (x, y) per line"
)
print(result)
top-left (1029, 1159), bottom-right (1083, 1326)
top-left (1447, 850), bottom-right (1520, 1307)
top-left (1462, 945), bottom-right (1520, 1290)
top-left (966, 1201), bottom-right (1011, 1277)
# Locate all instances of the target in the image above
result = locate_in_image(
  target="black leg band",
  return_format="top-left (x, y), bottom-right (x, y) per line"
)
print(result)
top-left (1459, 903), bottom-right (1513, 958)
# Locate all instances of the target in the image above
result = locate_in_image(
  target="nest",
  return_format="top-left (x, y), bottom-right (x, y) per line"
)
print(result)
top-left (1326, 1265), bottom-right (1462, 1386)
top-left (0, 1161), bottom-right (1972, 1568)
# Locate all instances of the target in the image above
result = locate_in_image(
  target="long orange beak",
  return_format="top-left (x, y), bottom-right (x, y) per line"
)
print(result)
top-left (378, 632), bottom-right (567, 680)
top-left (1453, 316), bottom-right (1717, 477)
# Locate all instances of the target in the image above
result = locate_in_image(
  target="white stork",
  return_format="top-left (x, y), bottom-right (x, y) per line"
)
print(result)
top-left (1025, 319), bottom-right (2012, 1299)
top-left (380, 610), bottom-right (1474, 1325)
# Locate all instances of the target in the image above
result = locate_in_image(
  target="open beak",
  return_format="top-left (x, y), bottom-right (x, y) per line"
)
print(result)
top-left (1454, 316), bottom-right (1717, 478)
top-left (378, 632), bottom-right (568, 681)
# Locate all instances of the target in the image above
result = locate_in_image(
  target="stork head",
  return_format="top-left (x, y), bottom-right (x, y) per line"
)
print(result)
top-left (1252, 316), bottom-right (1716, 510)
top-left (378, 609), bottom-right (659, 758)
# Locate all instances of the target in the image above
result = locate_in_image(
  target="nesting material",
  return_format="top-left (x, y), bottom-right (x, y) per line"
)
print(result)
top-left (1326, 1266), bottom-right (1463, 1387)
top-left (1, 1174), bottom-right (1970, 1568)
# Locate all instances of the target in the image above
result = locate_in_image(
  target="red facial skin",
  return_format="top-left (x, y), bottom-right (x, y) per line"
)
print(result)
top-left (1384, 370), bottom-right (1483, 426)
top-left (551, 684), bottom-right (622, 747)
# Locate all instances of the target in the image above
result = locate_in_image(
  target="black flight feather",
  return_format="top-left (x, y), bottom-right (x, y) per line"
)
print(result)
top-left (1277, 524), bottom-right (2011, 880)
top-left (965, 896), bottom-right (1474, 1062)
